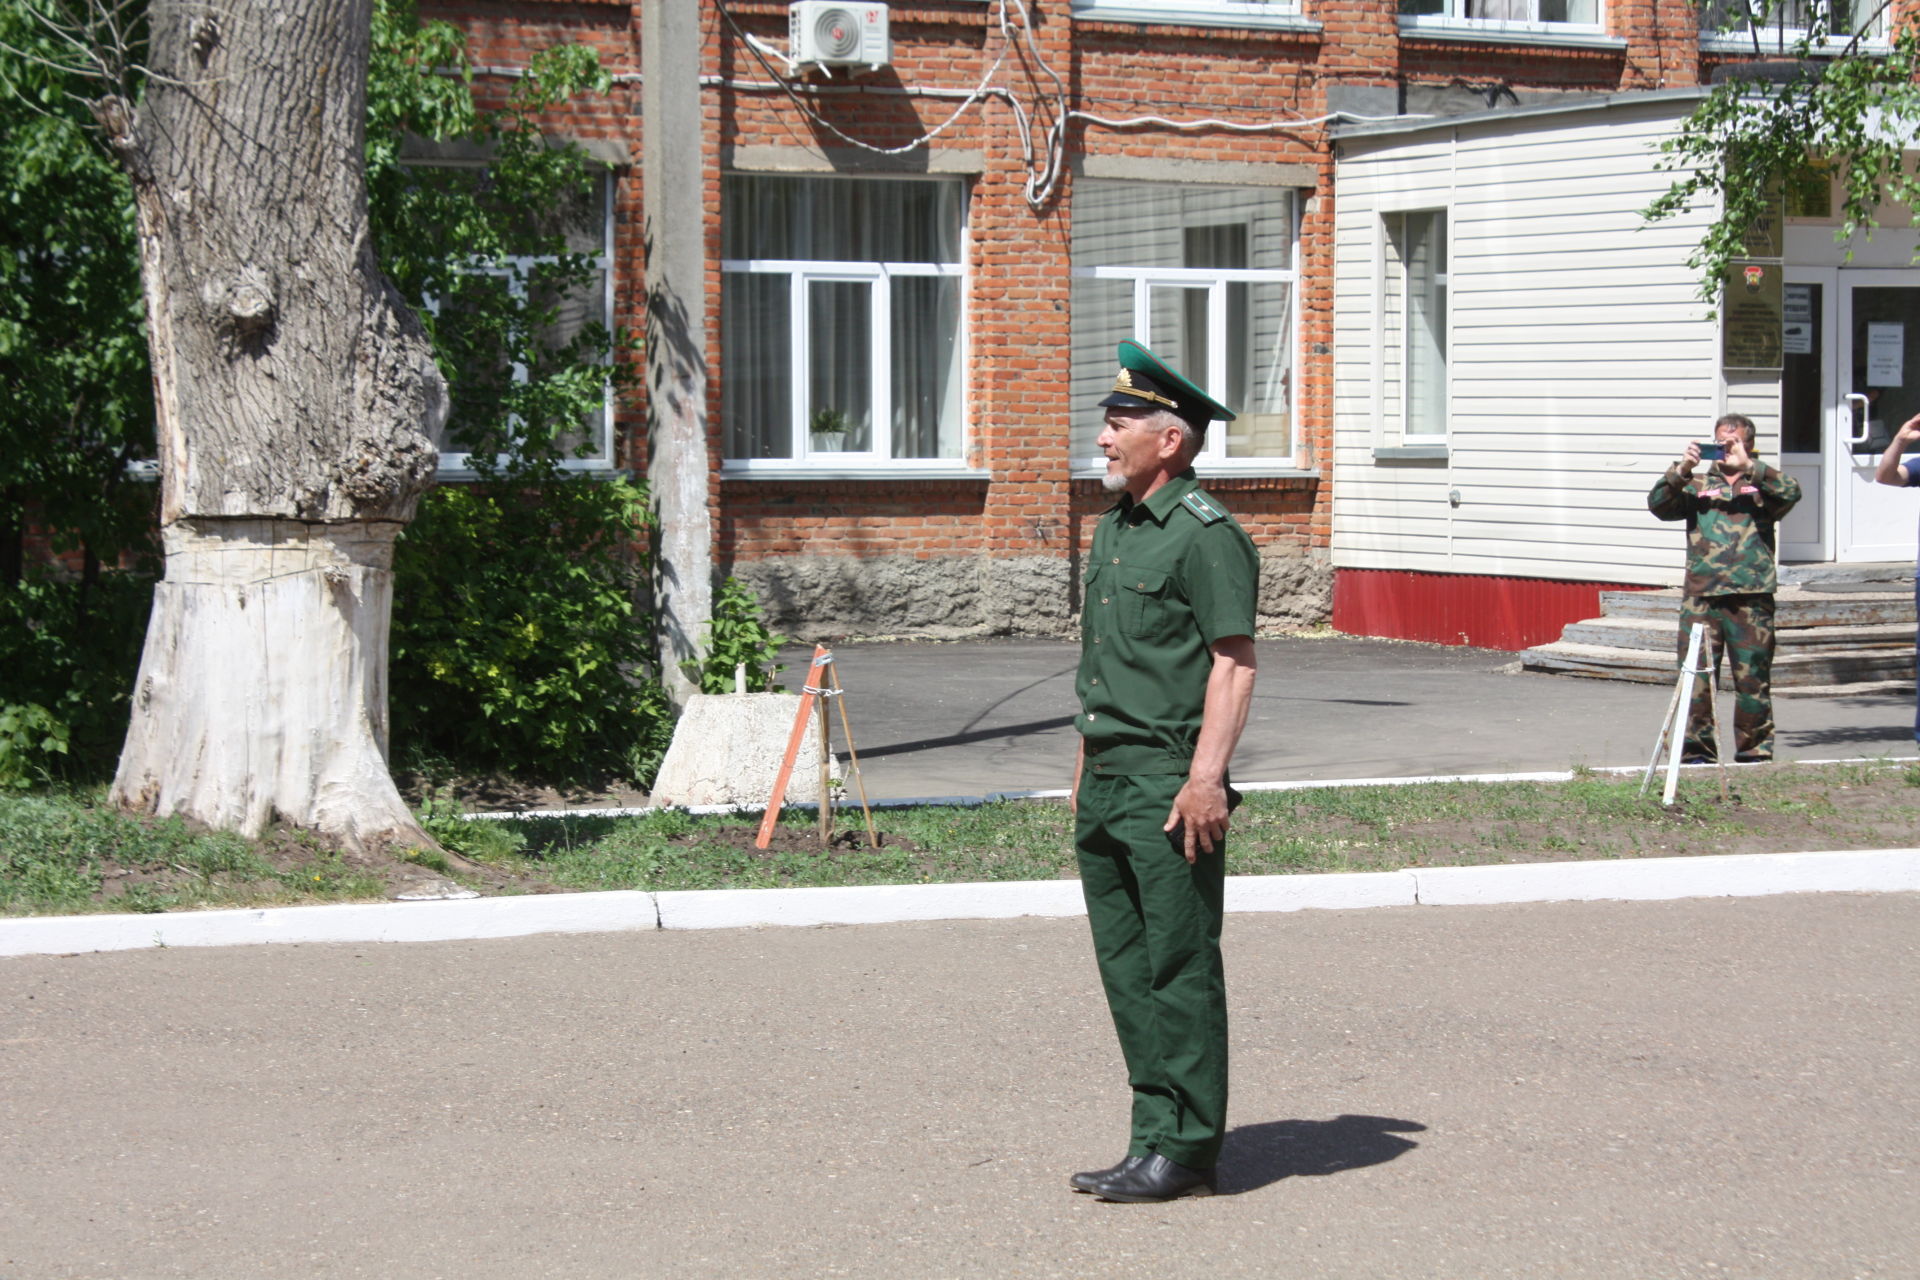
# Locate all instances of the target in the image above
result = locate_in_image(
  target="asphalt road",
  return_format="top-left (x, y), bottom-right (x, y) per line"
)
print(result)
top-left (6, 892), bottom-right (1917, 1279)
top-left (813, 636), bottom-right (1920, 801)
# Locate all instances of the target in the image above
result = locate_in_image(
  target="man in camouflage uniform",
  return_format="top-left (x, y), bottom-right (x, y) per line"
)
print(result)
top-left (1648, 413), bottom-right (1802, 762)
top-left (1068, 340), bottom-right (1258, 1204)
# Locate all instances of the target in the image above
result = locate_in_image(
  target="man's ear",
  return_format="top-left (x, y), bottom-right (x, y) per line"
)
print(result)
top-left (1158, 423), bottom-right (1186, 463)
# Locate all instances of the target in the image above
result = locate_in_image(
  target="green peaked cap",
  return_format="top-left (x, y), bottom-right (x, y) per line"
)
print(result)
top-left (1097, 339), bottom-right (1237, 428)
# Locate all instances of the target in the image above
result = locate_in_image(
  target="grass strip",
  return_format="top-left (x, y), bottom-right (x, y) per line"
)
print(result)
top-left (5, 761), bottom-right (1919, 916)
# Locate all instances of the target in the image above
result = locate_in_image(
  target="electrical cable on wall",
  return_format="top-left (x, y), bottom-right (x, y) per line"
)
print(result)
top-left (709, 0), bottom-right (1407, 210)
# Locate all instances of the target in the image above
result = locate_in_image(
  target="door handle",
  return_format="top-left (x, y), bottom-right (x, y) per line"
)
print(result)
top-left (1845, 392), bottom-right (1870, 444)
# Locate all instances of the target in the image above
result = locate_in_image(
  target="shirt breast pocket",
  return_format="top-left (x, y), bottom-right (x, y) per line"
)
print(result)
top-left (1119, 568), bottom-right (1171, 637)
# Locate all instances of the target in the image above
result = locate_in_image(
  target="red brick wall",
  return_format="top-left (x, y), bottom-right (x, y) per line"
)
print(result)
top-left (425, 0), bottom-right (1822, 629)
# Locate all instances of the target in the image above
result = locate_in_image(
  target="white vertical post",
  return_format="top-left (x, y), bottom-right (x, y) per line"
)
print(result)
top-left (1663, 622), bottom-right (1709, 806)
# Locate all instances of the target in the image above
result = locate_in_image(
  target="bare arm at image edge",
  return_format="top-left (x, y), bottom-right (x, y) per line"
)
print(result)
top-left (1875, 414), bottom-right (1920, 487)
top-left (1164, 635), bottom-right (1258, 864)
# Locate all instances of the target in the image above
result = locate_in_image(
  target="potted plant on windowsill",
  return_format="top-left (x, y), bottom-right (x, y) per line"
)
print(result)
top-left (809, 407), bottom-right (849, 454)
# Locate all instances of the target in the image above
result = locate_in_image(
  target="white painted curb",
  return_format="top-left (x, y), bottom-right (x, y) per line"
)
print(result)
top-left (4, 849), bottom-right (1917, 959)
top-left (657, 879), bottom-right (1088, 931)
top-left (0, 892), bottom-right (657, 957)
top-left (1409, 848), bottom-right (1920, 906)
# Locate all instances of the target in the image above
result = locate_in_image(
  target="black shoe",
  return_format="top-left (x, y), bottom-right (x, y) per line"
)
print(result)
top-left (1070, 1154), bottom-right (1144, 1192)
top-left (1092, 1153), bottom-right (1217, 1203)
top-left (1680, 754), bottom-right (1714, 765)
top-left (1734, 753), bottom-right (1771, 764)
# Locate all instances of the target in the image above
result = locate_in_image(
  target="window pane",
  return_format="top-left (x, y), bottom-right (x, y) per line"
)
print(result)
top-left (1400, 0), bottom-right (1447, 13)
top-left (809, 280), bottom-right (872, 453)
top-left (1076, 181), bottom-right (1291, 270)
top-left (1538, 0), bottom-right (1597, 19)
top-left (1225, 283), bottom-right (1293, 459)
top-left (1393, 212), bottom-right (1448, 438)
top-left (432, 270), bottom-right (517, 455)
top-left (724, 174), bottom-right (961, 263)
top-left (1071, 276), bottom-right (1133, 457)
top-left (1781, 283), bottom-right (1822, 455)
top-left (892, 275), bottom-right (962, 459)
top-left (722, 273), bottom-right (792, 459)
top-left (530, 266), bottom-right (611, 463)
top-left (1151, 284), bottom-right (1207, 397)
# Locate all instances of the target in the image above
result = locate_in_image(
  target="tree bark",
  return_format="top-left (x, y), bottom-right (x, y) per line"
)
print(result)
top-left (101, 0), bottom-right (445, 850)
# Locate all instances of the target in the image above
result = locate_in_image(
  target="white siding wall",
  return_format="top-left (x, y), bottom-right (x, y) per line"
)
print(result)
top-left (1332, 101), bottom-right (1719, 587)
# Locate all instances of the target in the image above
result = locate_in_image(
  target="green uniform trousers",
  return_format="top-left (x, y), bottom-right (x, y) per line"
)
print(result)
top-left (1074, 770), bottom-right (1228, 1170)
top-left (1678, 592), bottom-right (1776, 762)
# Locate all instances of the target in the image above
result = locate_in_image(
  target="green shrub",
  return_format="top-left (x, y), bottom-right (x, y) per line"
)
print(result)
top-left (0, 573), bottom-right (153, 783)
top-left (686, 577), bottom-right (788, 694)
top-left (390, 478), bottom-right (668, 784)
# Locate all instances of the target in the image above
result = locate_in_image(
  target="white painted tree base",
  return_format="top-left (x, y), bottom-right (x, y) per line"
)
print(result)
top-left (111, 519), bottom-right (430, 852)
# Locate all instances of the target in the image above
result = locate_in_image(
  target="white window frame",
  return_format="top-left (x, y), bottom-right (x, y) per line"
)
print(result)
top-left (1697, 0), bottom-right (1888, 52)
top-left (719, 256), bottom-right (966, 470)
top-left (1399, 0), bottom-right (1605, 37)
top-left (1378, 208), bottom-right (1450, 446)
top-left (420, 165), bottom-right (617, 477)
top-left (719, 173), bottom-right (970, 474)
top-left (1070, 235), bottom-right (1300, 475)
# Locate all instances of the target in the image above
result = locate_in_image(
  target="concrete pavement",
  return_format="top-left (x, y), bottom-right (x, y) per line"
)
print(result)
top-left (4, 892), bottom-right (1917, 1278)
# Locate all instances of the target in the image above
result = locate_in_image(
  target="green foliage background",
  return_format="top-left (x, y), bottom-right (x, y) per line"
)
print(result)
top-left (1645, 6), bottom-right (1920, 301)
top-left (0, 0), bottom-right (676, 788)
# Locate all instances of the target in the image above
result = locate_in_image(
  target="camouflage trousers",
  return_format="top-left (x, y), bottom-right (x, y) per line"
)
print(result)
top-left (1677, 592), bottom-right (1776, 762)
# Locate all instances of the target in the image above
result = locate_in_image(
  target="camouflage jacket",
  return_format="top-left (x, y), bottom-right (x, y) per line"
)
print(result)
top-left (1647, 459), bottom-right (1802, 597)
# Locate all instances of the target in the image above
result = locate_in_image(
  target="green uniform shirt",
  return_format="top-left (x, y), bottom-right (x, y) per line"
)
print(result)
top-left (1647, 460), bottom-right (1802, 597)
top-left (1076, 471), bottom-right (1259, 776)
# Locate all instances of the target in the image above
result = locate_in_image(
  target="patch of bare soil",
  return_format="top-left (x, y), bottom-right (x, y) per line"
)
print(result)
top-left (397, 771), bottom-right (650, 813)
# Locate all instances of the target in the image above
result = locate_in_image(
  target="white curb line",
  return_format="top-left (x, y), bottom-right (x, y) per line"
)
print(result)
top-left (4, 848), bottom-right (1916, 959)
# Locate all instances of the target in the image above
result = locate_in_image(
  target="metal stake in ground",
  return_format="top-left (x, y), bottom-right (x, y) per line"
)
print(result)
top-left (826, 660), bottom-right (879, 849)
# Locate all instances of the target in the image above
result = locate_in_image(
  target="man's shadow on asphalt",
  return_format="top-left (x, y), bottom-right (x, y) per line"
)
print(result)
top-left (1216, 1115), bottom-right (1427, 1195)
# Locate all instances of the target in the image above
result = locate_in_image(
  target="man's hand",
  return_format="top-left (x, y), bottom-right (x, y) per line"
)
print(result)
top-left (1165, 776), bottom-right (1231, 864)
top-left (1721, 430), bottom-right (1751, 477)
top-left (1678, 440), bottom-right (1701, 479)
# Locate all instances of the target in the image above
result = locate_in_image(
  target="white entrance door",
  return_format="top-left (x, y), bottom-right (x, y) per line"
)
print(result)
top-left (1836, 270), bottom-right (1920, 562)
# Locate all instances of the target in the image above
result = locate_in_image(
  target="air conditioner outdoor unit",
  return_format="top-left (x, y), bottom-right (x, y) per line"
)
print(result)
top-left (788, 1), bottom-right (890, 69)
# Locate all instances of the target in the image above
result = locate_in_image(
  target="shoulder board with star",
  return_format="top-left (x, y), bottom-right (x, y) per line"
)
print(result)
top-left (1180, 491), bottom-right (1228, 525)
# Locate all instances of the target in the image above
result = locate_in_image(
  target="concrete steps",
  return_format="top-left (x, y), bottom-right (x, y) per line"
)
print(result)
top-left (1525, 566), bottom-right (1915, 689)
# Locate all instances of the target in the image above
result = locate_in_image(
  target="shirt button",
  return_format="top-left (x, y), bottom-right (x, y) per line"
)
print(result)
top-left (1086, 713), bottom-right (1096, 721)
top-left (1090, 678), bottom-right (1099, 685)
top-left (1136, 581), bottom-right (1146, 589)
top-left (1111, 557), bottom-right (1120, 564)
top-left (1101, 597), bottom-right (1109, 604)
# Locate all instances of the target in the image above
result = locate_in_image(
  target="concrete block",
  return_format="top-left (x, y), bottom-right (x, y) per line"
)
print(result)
top-left (650, 691), bottom-right (834, 807)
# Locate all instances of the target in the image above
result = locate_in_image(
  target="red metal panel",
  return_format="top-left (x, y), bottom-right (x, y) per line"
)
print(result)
top-left (1331, 569), bottom-right (1653, 651)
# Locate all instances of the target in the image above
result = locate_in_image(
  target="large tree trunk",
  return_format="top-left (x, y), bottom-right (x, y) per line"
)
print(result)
top-left (98, 0), bottom-right (445, 850)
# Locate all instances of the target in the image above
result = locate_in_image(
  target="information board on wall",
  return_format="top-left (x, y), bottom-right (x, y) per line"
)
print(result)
top-left (1723, 260), bottom-right (1784, 371)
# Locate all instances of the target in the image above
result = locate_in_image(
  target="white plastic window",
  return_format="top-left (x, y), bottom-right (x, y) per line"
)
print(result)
top-left (1070, 182), bottom-right (1299, 472)
top-left (721, 174), bottom-right (966, 467)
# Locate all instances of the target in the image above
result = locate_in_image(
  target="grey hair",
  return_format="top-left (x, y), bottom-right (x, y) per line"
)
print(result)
top-left (1142, 407), bottom-right (1199, 457)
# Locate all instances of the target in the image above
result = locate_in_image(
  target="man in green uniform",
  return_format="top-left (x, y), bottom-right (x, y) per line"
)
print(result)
top-left (1648, 413), bottom-right (1802, 763)
top-left (1069, 340), bottom-right (1259, 1203)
